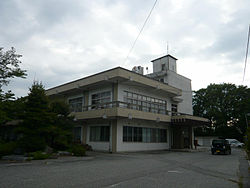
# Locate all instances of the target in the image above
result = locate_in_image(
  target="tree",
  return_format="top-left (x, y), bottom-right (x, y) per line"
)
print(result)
top-left (17, 82), bottom-right (53, 152)
top-left (17, 82), bottom-right (74, 152)
top-left (0, 47), bottom-right (26, 124)
top-left (193, 83), bottom-right (250, 141)
top-left (0, 47), bottom-right (26, 88)
top-left (49, 100), bottom-right (74, 150)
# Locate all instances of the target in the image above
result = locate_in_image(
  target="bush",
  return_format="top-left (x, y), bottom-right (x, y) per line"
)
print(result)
top-left (28, 151), bottom-right (50, 160)
top-left (0, 142), bottom-right (17, 157)
top-left (70, 144), bottom-right (86, 156)
top-left (18, 136), bottom-right (46, 153)
top-left (246, 127), bottom-right (250, 151)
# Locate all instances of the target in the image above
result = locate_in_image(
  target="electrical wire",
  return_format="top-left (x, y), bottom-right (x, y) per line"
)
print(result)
top-left (124, 0), bottom-right (158, 64)
top-left (243, 24), bottom-right (250, 83)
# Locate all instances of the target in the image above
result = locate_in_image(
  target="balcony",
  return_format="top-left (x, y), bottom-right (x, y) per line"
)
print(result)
top-left (71, 101), bottom-right (172, 122)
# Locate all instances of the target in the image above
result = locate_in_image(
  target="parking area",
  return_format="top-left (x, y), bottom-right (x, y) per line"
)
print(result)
top-left (0, 148), bottom-right (249, 188)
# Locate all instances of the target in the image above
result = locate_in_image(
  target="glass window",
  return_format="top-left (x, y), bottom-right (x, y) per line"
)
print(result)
top-left (91, 91), bottom-right (111, 108)
top-left (133, 127), bottom-right (142, 142)
top-left (123, 126), bottom-right (167, 143)
top-left (172, 104), bottom-right (178, 115)
top-left (123, 91), bottom-right (167, 115)
top-left (151, 128), bottom-right (156, 142)
top-left (73, 127), bottom-right (82, 143)
top-left (159, 129), bottom-right (167, 142)
top-left (133, 93), bottom-right (138, 99)
top-left (90, 126), bottom-right (110, 142)
top-left (123, 126), bottom-right (128, 141)
top-left (138, 95), bottom-right (142, 100)
top-left (69, 97), bottom-right (83, 112)
top-left (127, 126), bottom-right (133, 141)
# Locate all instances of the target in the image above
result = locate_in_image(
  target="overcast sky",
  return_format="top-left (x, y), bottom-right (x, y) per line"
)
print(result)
top-left (1, 0), bottom-right (250, 97)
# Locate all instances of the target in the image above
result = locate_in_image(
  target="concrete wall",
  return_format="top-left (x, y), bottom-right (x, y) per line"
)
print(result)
top-left (165, 71), bottom-right (193, 115)
top-left (116, 119), bottom-right (170, 152)
top-left (195, 136), bottom-right (218, 147)
top-left (152, 56), bottom-right (177, 73)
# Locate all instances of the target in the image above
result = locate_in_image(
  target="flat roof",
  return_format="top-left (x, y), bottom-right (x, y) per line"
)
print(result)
top-left (46, 67), bottom-right (182, 96)
top-left (151, 54), bottom-right (178, 62)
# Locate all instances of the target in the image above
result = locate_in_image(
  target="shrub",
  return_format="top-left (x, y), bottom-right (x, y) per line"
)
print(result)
top-left (70, 144), bottom-right (86, 156)
top-left (246, 127), bottom-right (250, 151)
top-left (0, 142), bottom-right (17, 157)
top-left (28, 151), bottom-right (50, 160)
top-left (18, 136), bottom-right (46, 153)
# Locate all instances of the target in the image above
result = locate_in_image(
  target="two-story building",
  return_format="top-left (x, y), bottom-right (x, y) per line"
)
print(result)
top-left (46, 54), bottom-right (209, 152)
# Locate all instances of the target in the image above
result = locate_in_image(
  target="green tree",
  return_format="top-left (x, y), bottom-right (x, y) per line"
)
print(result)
top-left (0, 47), bottom-right (26, 124)
top-left (0, 47), bottom-right (26, 88)
top-left (17, 82), bottom-right (53, 152)
top-left (193, 83), bottom-right (250, 141)
top-left (17, 82), bottom-right (74, 152)
top-left (48, 100), bottom-right (74, 150)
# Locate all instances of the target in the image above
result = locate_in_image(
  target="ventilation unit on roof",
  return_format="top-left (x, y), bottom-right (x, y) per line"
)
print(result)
top-left (132, 66), bottom-right (144, 75)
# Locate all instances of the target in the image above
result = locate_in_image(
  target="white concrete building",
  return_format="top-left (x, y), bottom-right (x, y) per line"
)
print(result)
top-left (46, 54), bottom-right (209, 152)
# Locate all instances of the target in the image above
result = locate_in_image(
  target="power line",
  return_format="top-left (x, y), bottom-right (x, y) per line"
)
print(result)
top-left (243, 24), bottom-right (250, 83)
top-left (124, 0), bottom-right (158, 64)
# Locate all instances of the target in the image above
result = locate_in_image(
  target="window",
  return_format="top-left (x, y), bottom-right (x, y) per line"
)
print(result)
top-left (161, 64), bottom-right (165, 71)
top-left (90, 126), bottom-right (110, 142)
top-left (73, 127), bottom-right (82, 143)
top-left (69, 97), bottom-right (83, 112)
top-left (123, 126), bottom-right (167, 143)
top-left (124, 91), bottom-right (167, 114)
top-left (91, 91), bottom-right (111, 108)
top-left (172, 104), bottom-right (178, 115)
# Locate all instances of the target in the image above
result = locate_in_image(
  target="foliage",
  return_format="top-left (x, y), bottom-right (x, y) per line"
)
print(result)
top-left (48, 100), bottom-right (74, 150)
top-left (0, 47), bottom-right (74, 155)
top-left (16, 82), bottom-right (53, 152)
top-left (15, 82), bottom-right (74, 152)
top-left (18, 136), bottom-right (47, 153)
top-left (0, 47), bottom-right (26, 125)
top-left (70, 144), bottom-right (86, 156)
top-left (246, 127), bottom-right (250, 151)
top-left (0, 141), bottom-right (17, 157)
top-left (193, 83), bottom-right (250, 141)
top-left (0, 47), bottom-right (26, 88)
top-left (28, 151), bottom-right (50, 160)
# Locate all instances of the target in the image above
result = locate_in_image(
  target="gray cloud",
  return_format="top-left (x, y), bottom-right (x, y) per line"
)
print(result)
top-left (1, 0), bottom-right (250, 97)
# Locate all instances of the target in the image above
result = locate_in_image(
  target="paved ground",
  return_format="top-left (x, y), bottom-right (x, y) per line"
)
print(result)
top-left (0, 148), bottom-right (249, 188)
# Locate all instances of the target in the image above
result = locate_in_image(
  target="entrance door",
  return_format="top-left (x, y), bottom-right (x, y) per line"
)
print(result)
top-left (172, 126), bottom-right (190, 149)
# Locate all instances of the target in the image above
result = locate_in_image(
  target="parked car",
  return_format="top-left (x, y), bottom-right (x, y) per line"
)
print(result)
top-left (211, 139), bottom-right (231, 155)
top-left (226, 139), bottom-right (244, 148)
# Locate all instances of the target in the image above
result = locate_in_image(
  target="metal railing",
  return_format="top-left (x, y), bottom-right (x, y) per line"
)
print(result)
top-left (71, 101), bottom-right (173, 115)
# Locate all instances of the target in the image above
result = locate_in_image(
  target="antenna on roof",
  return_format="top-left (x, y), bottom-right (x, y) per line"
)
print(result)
top-left (167, 42), bottom-right (169, 55)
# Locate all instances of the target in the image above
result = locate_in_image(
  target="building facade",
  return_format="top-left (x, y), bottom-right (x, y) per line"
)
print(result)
top-left (46, 55), bottom-right (209, 152)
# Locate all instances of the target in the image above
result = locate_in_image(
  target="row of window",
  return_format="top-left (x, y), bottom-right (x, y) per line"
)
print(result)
top-left (68, 91), bottom-right (177, 114)
top-left (125, 91), bottom-right (166, 104)
top-left (123, 126), bottom-right (167, 143)
top-left (87, 126), bottom-right (167, 143)
top-left (124, 91), bottom-right (167, 114)
top-left (68, 91), bottom-right (111, 112)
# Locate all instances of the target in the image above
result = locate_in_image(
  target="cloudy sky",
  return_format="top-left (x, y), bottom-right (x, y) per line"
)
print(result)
top-left (1, 0), bottom-right (250, 97)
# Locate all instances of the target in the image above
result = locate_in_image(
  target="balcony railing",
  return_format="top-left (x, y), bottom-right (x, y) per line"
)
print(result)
top-left (71, 101), bottom-right (173, 115)
top-left (70, 101), bottom-right (190, 117)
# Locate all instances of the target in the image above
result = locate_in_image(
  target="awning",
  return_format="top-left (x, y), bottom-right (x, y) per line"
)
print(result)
top-left (171, 115), bottom-right (210, 127)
